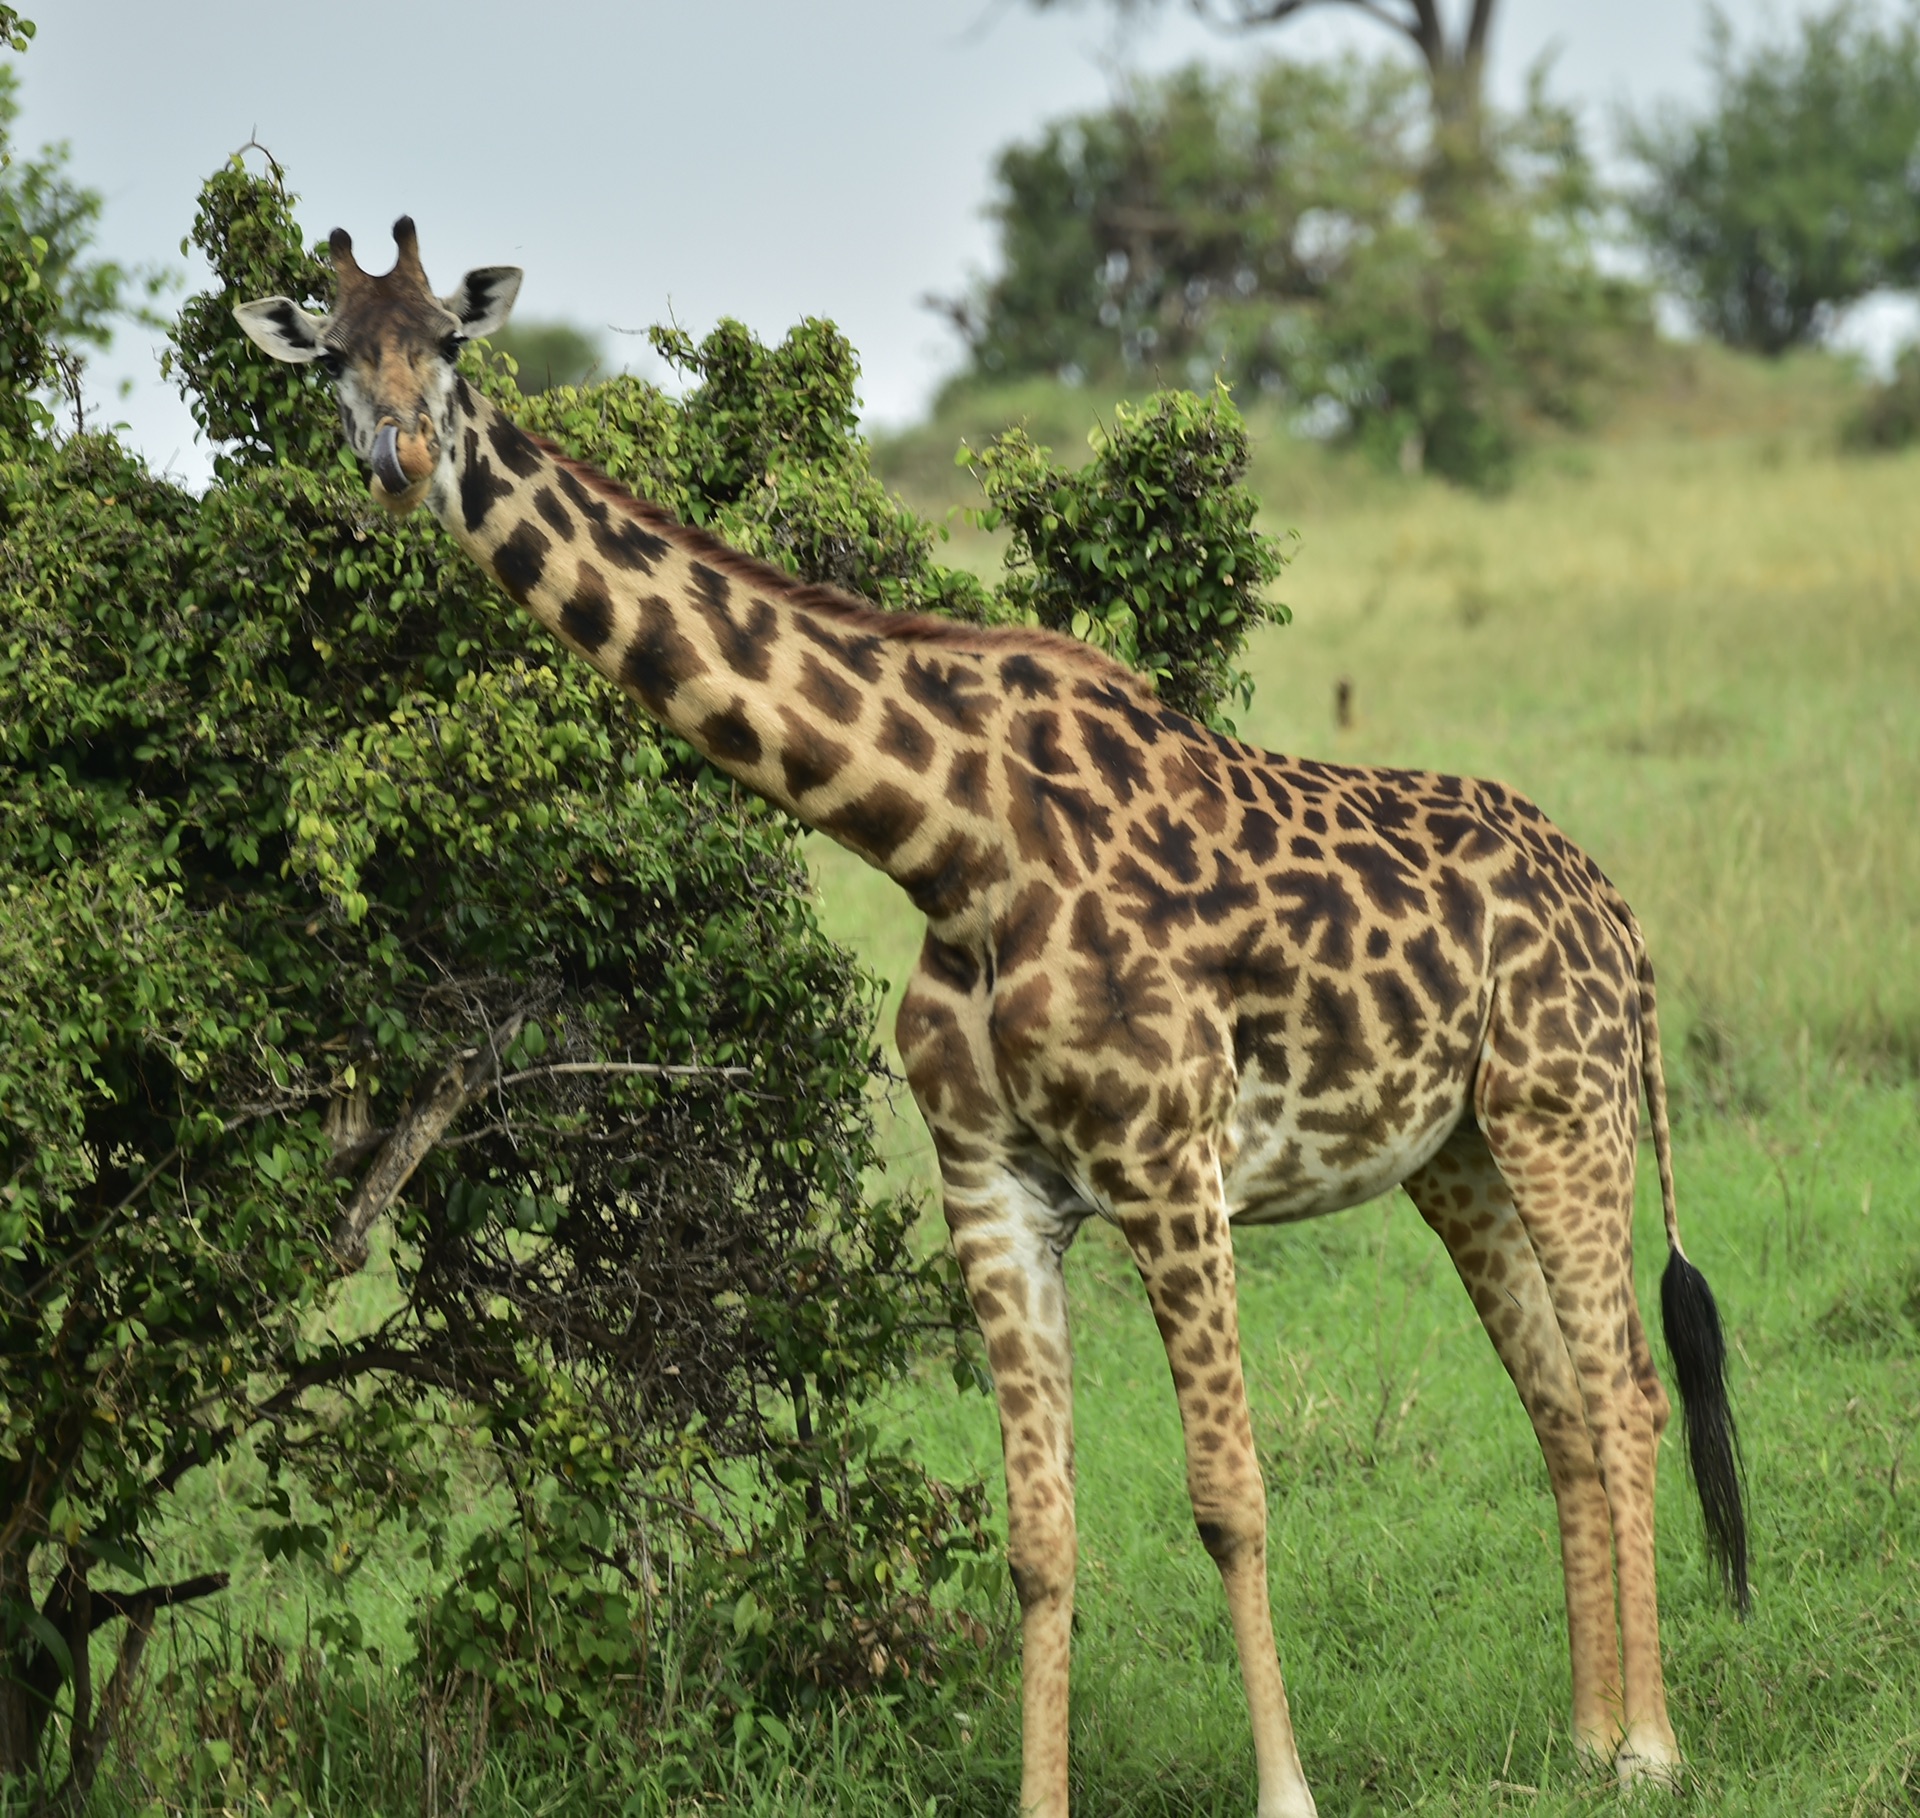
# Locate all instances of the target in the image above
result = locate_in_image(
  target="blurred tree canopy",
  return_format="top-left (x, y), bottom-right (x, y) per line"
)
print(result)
top-left (1627, 1), bottom-right (1920, 356)
top-left (481, 317), bottom-right (605, 394)
top-left (1026, 0), bottom-right (1504, 156)
top-left (0, 14), bottom-right (154, 446)
top-left (936, 53), bottom-right (1642, 486)
top-left (1844, 342), bottom-right (1920, 449)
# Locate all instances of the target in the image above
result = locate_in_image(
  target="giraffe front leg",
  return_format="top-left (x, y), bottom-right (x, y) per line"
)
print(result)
top-left (944, 1173), bottom-right (1081, 1818)
top-left (1116, 1168), bottom-right (1318, 1818)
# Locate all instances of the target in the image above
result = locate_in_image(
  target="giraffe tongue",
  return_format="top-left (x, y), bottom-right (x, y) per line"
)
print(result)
top-left (371, 424), bottom-right (409, 494)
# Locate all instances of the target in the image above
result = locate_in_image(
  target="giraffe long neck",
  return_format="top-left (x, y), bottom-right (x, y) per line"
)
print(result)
top-left (429, 380), bottom-right (1009, 928)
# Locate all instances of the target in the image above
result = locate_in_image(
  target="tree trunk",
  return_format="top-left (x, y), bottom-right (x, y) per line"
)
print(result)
top-left (1197, 0), bottom-right (1502, 170)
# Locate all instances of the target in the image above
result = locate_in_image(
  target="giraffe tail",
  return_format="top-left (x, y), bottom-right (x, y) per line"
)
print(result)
top-left (1637, 933), bottom-right (1751, 1616)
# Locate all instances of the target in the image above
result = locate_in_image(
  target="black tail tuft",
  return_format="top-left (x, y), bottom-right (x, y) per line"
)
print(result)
top-left (1661, 1250), bottom-right (1750, 1616)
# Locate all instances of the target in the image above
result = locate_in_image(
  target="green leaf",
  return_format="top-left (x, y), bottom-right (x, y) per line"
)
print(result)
top-left (24, 1610), bottom-right (72, 1679)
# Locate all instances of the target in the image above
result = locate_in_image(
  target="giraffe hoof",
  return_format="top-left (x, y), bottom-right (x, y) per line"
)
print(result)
top-left (1255, 1784), bottom-right (1319, 1818)
top-left (1571, 1730), bottom-right (1616, 1775)
top-left (1615, 1733), bottom-right (1682, 1792)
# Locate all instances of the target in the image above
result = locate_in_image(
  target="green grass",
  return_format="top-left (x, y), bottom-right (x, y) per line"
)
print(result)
top-left (61, 353), bottom-right (1920, 1813)
top-left (78, 1087), bottom-right (1919, 1814)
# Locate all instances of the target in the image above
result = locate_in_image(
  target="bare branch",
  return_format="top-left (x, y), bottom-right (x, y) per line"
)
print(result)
top-left (1195, 0), bottom-right (1425, 53)
top-left (495, 1060), bottom-right (751, 1090)
top-left (327, 1020), bottom-right (755, 1267)
top-left (329, 1012), bottom-right (525, 1268)
top-left (86, 1571), bottom-right (229, 1633)
top-left (1188, 0), bottom-right (1471, 80)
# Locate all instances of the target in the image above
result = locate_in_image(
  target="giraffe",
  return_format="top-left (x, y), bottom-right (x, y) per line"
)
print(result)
top-left (237, 221), bottom-right (1747, 1816)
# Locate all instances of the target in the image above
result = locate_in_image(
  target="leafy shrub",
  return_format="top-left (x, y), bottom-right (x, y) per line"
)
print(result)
top-left (1843, 345), bottom-right (1920, 451)
top-left (510, 314), bottom-right (992, 621)
top-left (0, 144), bottom-right (985, 1797)
top-left (964, 384), bottom-right (1290, 726)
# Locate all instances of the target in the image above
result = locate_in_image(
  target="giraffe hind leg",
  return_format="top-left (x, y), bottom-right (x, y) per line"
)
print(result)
top-left (1403, 1121), bottom-right (1626, 1767)
top-left (1473, 1080), bottom-right (1680, 1787)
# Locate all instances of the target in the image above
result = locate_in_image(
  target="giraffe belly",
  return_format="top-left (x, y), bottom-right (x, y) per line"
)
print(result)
top-left (1220, 1072), bottom-right (1471, 1226)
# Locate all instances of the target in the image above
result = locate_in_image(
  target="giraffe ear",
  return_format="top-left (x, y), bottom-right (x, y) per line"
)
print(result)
top-left (443, 266), bottom-right (522, 339)
top-left (233, 296), bottom-right (332, 363)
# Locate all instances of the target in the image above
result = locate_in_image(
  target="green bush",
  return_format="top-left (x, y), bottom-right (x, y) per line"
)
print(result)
top-left (964, 385), bottom-right (1291, 727)
top-left (0, 144), bottom-right (985, 1800)
top-left (1843, 344), bottom-right (1920, 450)
top-left (511, 314), bottom-right (992, 621)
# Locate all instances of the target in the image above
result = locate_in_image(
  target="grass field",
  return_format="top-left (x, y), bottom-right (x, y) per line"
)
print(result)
top-left (54, 352), bottom-right (1920, 1815)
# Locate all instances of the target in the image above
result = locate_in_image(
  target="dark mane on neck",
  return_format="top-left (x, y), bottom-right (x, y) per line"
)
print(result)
top-left (525, 433), bottom-right (1156, 699)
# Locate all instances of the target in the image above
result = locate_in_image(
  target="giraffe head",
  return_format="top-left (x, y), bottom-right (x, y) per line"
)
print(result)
top-left (234, 217), bottom-right (521, 513)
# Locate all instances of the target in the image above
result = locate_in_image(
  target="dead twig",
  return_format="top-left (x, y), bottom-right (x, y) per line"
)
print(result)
top-left (496, 1060), bottom-right (751, 1089)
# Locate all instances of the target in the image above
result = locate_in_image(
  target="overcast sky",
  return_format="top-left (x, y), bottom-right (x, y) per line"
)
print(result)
top-left (11, 0), bottom-right (1906, 484)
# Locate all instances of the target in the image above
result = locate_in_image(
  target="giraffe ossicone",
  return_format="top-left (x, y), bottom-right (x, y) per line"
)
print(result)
top-left (238, 219), bottom-right (1748, 1816)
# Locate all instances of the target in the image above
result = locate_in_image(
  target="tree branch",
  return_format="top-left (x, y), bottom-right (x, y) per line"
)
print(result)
top-left (1190, 0), bottom-right (1472, 80)
top-left (50, 1599), bottom-right (163, 1816)
top-left (248, 1342), bottom-right (506, 1422)
top-left (495, 1060), bottom-right (751, 1090)
top-left (85, 1572), bottom-right (230, 1634)
top-left (65, 1574), bottom-right (92, 1776)
top-left (1464, 0), bottom-right (1497, 65)
top-left (329, 1012), bottom-right (525, 1268)
top-left (1197, 0), bottom-right (1426, 55)
top-left (1407, 0), bottom-right (1443, 64)
top-left (327, 1011), bottom-right (758, 1268)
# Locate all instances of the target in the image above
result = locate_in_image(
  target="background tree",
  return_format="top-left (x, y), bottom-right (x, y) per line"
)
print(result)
top-left (1627, 1), bottom-right (1920, 356)
top-left (481, 317), bottom-right (606, 394)
top-left (1845, 342), bottom-right (1920, 448)
top-left (937, 53), bottom-right (1639, 486)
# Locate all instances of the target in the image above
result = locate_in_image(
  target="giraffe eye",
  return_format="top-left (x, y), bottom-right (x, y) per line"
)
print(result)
top-left (441, 333), bottom-right (464, 362)
top-left (318, 350), bottom-right (343, 380)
